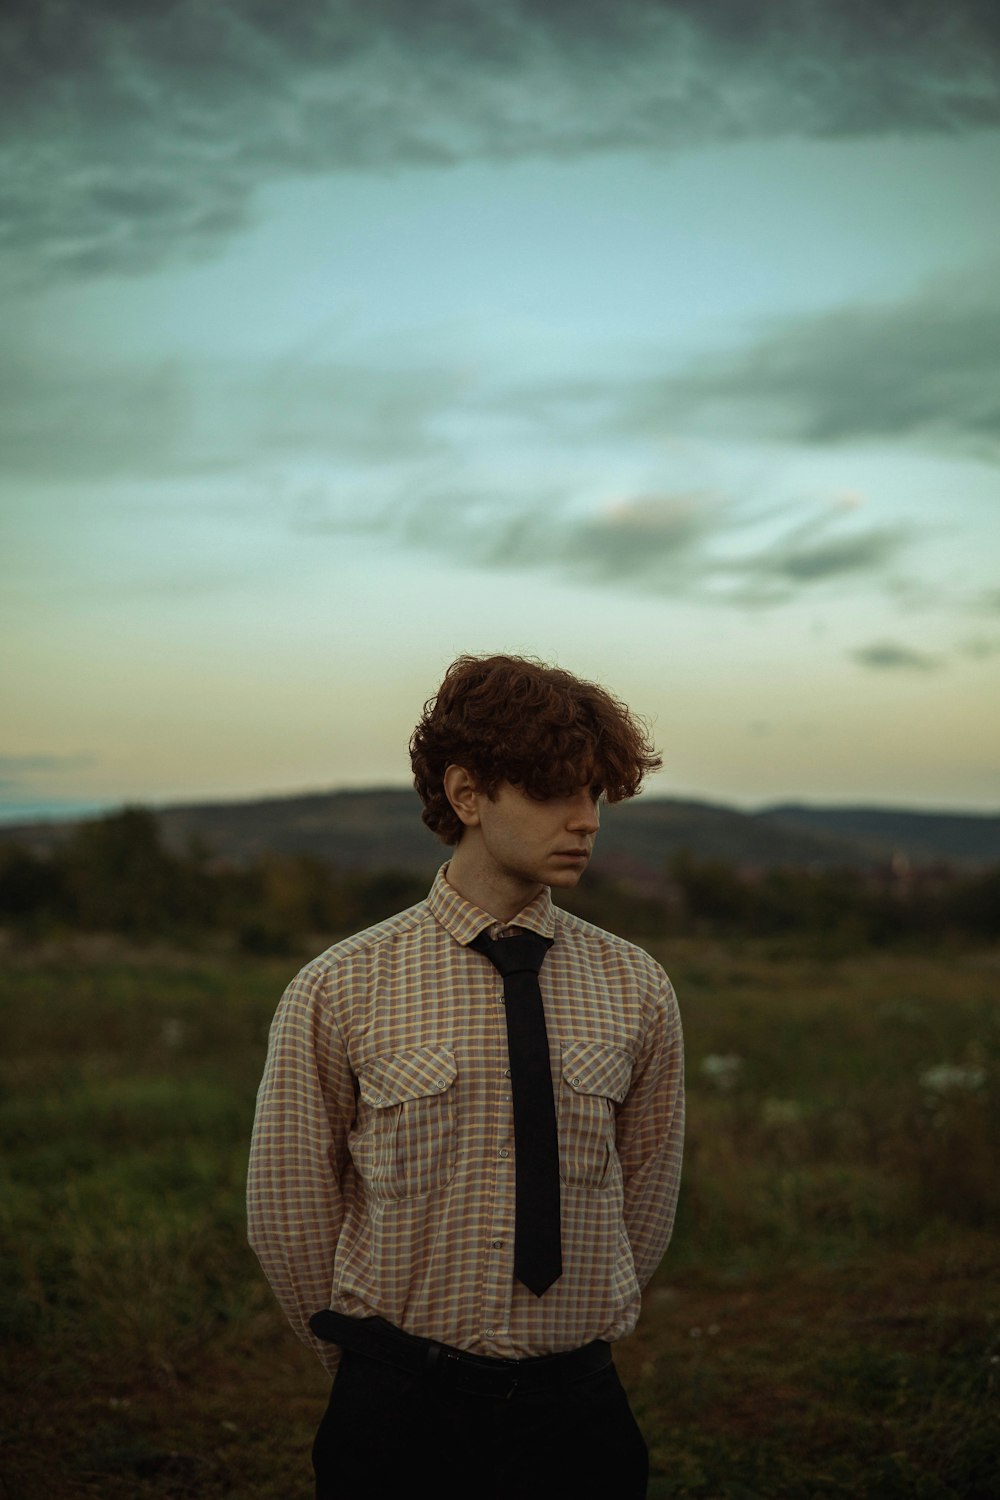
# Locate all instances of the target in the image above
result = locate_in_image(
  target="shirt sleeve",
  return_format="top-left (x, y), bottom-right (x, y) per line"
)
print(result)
top-left (616, 968), bottom-right (685, 1288)
top-left (246, 960), bottom-right (356, 1377)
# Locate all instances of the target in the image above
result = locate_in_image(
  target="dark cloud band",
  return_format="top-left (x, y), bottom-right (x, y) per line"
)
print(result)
top-left (616, 271), bottom-right (1000, 460)
top-left (3, 0), bottom-right (999, 283)
top-left (852, 641), bottom-right (942, 671)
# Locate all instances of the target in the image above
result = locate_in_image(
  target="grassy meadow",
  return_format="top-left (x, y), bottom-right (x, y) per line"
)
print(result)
top-left (1, 930), bottom-right (998, 1498)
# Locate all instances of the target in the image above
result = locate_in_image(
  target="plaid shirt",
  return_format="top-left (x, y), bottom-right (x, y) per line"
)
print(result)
top-left (247, 863), bottom-right (684, 1375)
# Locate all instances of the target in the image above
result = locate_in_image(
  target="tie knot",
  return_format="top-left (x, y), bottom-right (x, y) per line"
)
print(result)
top-left (470, 929), bottom-right (553, 977)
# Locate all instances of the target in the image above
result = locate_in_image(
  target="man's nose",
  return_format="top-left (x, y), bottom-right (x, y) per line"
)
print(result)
top-left (567, 791), bottom-right (600, 834)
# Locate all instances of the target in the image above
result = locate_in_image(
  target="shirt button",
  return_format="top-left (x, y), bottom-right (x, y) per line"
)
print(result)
top-left (571, 1077), bottom-right (582, 1086)
top-left (485, 1329), bottom-right (495, 1338)
top-left (498, 1148), bottom-right (510, 1158)
top-left (502, 1069), bottom-right (511, 1078)
top-left (373, 1094), bottom-right (384, 1103)
top-left (491, 1239), bottom-right (503, 1248)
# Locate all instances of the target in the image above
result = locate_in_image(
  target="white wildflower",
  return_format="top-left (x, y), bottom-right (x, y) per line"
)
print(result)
top-left (700, 1053), bottom-right (743, 1090)
top-left (919, 1063), bottom-right (986, 1095)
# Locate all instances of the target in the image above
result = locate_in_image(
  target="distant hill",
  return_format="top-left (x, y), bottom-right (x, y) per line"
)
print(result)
top-left (760, 803), bottom-right (1000, 867)
top-left (3, 787), bottom-right (998, 879)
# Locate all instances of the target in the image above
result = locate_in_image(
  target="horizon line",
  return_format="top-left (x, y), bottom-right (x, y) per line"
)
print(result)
top-left (1, 784), bottom-right (998, 829)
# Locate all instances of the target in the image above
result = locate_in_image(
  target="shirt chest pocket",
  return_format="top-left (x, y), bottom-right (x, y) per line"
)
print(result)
top-left (558, 1040), bottom-right (634, 1191)
top-left (352, 1045), bottom-right (458, 1201)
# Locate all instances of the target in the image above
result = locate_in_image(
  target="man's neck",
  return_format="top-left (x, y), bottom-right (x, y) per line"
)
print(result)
top-left (445, 842), bottom-right (543, 925)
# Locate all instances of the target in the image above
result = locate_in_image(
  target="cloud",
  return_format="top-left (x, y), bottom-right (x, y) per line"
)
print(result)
top-left (561, 496), bottom-right (712, 583)
top-left (299, 488), bottom-right (715, 587)
top-left (0, 752), bottom-right (96, 794)
top-left (712, 522), bottom-right (911, 608)
top-left (0, 355), bottom-right (463, 481)
top-left (0, 359), bottom-right (196, 480)
top-left (618, 270), bottom-right (1000, 461)
top-left (852, 641), bottom-right (942, 671)
top-left (957, 635), bottom-right (1000, 658)
top-left (3, 0), bottom-right (999, 283)
top-left (567, 498), bottom-right (910, 603)
top-left (0, 753), bottom-right (96, 773)
top-left (303, 486), bottom-right (912, 608)
top-left (756, 527), bottom-right (905, 584)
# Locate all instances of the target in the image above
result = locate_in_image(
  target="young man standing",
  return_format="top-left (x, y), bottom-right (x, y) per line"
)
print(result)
top-left (247, 654), bottom-right (685, 1499)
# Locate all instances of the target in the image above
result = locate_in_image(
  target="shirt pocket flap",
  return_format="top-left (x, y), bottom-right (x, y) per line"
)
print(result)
top-left (562, 1040), bottom-right (633, 1104)
top-left (359, 1045), bottom-right (457, 1108)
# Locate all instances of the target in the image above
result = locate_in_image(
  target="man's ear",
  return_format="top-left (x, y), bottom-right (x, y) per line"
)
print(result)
top-left (443, 765), bottom-right (482, 830)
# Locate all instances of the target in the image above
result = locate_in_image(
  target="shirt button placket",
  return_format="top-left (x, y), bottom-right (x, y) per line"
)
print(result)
top-left (482, 979), bottom-right (515, 1352)
top-left (486, 1064), bottom-right (516, 1351)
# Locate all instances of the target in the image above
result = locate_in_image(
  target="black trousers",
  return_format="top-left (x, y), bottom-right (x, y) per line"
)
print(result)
top-left (313, 1346), bottom-right (649, 1500)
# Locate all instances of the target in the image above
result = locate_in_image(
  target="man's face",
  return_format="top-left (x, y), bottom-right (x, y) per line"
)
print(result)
top-left (475, 780), bottom-right (601, 892)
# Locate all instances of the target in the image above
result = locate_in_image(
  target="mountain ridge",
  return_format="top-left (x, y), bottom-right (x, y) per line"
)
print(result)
top-left (3, 787), bottom-right (998, 878)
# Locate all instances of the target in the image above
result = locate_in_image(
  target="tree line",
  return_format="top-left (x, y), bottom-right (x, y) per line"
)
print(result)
top-left (0, 806), bottom-right (996, 950)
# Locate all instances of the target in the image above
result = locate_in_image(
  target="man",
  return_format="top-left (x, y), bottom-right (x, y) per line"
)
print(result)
top-left (247, 653), bottom-right (684, 1499)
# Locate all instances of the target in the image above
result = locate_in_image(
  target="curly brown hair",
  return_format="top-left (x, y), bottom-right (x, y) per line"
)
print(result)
top-left (410, 653), bottom-right (662, 845)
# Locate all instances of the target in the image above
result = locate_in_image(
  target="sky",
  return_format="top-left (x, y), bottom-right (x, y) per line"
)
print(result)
top-left (3, 0), bottom-right (1000, 823)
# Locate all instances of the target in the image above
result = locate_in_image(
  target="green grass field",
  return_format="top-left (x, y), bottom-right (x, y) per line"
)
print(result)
top-left (1, 934), bottom-right (997, 1498)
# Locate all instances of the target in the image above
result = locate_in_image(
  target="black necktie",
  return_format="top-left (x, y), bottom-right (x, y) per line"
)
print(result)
top-left (470, 928), bottom-right (562, 1297)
